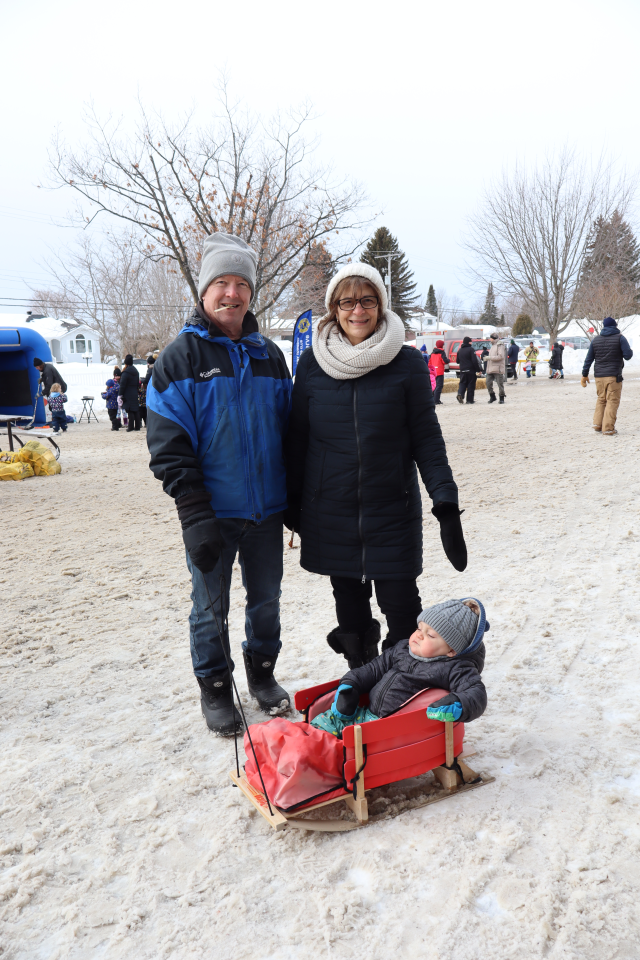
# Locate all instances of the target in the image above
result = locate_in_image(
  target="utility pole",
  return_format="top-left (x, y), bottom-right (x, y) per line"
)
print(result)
top-left (371, 251), bottom-right (404, 311)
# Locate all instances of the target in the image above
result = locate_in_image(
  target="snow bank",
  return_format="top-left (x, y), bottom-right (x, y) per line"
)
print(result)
top-left (50, 362), bottom-right (147, 421)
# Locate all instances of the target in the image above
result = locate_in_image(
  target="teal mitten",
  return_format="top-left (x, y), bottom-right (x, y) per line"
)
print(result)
top-left (427, 694), bottom-right (462, 722)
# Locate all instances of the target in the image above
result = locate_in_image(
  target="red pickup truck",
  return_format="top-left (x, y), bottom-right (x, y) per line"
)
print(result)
top-left (446, 338), bottom-right (492, 375)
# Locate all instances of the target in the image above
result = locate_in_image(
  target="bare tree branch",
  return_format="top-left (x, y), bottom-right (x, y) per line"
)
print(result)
top-left (47, 89), bottom-right (373, 333)
top-left (463, 149), bottom-right (635, 343)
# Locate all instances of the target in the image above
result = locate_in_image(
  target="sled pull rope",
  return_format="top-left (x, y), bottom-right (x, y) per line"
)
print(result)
top-left (349, 745), bottom-right (367, 799)
top-left (201, 571), bottom-right (275, 818)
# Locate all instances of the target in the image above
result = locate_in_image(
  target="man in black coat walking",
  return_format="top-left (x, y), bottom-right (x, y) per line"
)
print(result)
top-left (33, 359), bottom-right (67, 397)
top-left (118, 355), bottom-right (141, 431)
top-left (582, 318), bottom-right (633, 434)
top-left (456, 337), bottom-right (482, 404)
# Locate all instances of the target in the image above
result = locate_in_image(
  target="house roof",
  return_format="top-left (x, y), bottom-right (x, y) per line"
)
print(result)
top-left (0, 313), bottom-right (98, 341)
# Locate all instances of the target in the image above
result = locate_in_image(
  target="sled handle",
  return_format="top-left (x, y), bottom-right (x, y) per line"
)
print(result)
top-left (445, 721), bottom-right (454, 768)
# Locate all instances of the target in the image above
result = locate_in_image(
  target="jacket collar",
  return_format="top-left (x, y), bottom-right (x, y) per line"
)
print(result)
top-left (181, 304), bottom-right (266, 351)
top-left (600, 326), bottom-right (620, 337)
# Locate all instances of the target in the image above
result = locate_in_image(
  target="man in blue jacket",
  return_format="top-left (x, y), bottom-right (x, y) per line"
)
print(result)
top-left (581, 317), bottom-right (633, 435)
top-left (146, 234), bottom-right (293, 734)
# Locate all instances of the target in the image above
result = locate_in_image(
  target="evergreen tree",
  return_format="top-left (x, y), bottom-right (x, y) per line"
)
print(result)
top-left (512, 312), bottom-right (534, 336)
top-left (478, 282), bottom-right (498, 325)
top-left (425, 284), bottom-right (438, 317)
top-left (580, 210), bottom-right (640, 291)
top-left (360, 226), bottom-right (418, 321)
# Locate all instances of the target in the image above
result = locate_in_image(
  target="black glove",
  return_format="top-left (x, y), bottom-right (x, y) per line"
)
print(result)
top-left (432, 502), bottom-right (467, 572)
top-left (283, 502), bottom-right (301, 533)
top-left (176, 491), bottom-right (224, 574)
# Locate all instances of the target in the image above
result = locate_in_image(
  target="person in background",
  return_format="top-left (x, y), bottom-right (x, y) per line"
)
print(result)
top-left (101, 378), bottom-right (121, 431)
top-left (113, 365), bottom-right (122, 380)
top-left (33, 359), bottom-right (67, 398)
top-left (456, 336), bottom-right (482, 404)
top-left (47, 383), bottom-right (68, 433)
top-left (429, 339), bottom-right (449, 405)
top-left (485, 332), bottom-right (507, 403)
top-left (119, 355), bottom-right (141, 432)
top-left (138, 377), bottom-right (148, 427)
top-left (480, 344), bottom-right (489, 374)
top-left (507, 339), bottom-right (519, 381)
top-left (549, 342), bottom-right (564, 379)
top-left (144, 355), bottom-right (155, 387)
top-left (524, 342), bottom-right (539, 376)
top-left (581, 317), bottom-right (633, 435)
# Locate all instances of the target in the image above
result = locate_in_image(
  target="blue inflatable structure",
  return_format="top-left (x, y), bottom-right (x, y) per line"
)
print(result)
top-left (0, 325), bottom-right (51, 426)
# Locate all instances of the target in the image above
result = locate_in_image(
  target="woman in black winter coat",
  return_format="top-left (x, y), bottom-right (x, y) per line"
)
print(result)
top-left (285, 264), bottom-right (467, 669)
top-left (118, 355), bottom-right (141, 431)
top-left (549, 342), bottom-right (564, 379)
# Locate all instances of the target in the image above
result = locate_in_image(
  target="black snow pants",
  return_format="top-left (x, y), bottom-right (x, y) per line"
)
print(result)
top-left (330, 576), bottom-right (422, 647)
top-left (457, 372), bottom-right (477, 403)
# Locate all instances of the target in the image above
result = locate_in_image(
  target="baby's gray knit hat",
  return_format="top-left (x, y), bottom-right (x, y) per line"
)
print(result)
top-left (418, 599), bottom-right (479, 654)
top-left (197, 234), bottom-right (257, 299)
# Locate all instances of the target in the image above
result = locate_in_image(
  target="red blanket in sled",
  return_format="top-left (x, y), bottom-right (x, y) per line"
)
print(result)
top-left (244, 719), bottom-right (346, 811)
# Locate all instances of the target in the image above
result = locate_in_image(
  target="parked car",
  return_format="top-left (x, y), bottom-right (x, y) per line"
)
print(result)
top-left (447, 339), bottom-right (492, 375)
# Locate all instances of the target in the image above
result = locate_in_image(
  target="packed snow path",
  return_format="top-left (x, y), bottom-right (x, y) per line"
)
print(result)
top-left (2, 374), bottom-right (640, 959)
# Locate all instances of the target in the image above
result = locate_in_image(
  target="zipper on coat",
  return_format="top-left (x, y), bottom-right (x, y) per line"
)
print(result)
top-left (235, 345), bottom-right (256, 518)
top-left (353, 382), bottom-right (366, 583)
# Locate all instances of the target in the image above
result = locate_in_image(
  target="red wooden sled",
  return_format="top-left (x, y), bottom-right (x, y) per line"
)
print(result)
top-left (231, 679), bottom-right (494, 831)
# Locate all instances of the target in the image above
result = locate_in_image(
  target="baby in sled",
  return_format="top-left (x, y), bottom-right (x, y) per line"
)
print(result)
top-left (310, 598), bottom-right (488, 736)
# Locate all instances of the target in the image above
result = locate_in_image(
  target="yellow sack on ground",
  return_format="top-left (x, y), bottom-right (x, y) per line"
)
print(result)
top-left (18, 440), bottom-right (61, 476)
top-left (0, 461), bottom-right (35, 481)
top-left (0, 450), bottom-right (23, 463)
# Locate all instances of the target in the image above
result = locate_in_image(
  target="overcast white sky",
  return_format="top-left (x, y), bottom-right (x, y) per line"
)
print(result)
top-left (2, 0), bottom-right (639, 316)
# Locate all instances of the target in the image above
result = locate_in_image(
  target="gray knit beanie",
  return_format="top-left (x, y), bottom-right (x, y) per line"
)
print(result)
top-left (197, 234), bottom-right (258, 299)
top-left (418, 599), bottom-right (479, 654)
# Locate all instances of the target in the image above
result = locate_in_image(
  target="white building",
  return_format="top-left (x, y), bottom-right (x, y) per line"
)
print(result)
top-left (0, 313), bottom-right (102, 363)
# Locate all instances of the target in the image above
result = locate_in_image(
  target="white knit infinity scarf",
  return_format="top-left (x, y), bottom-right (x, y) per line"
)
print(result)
top-left (312, 310), bottom-right (406, 380)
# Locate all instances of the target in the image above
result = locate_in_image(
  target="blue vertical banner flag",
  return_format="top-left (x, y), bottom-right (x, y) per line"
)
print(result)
top-left (292, 310), bottom-right (313, 376)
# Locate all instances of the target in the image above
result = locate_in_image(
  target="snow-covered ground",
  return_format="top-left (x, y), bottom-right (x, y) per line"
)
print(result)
top-left (2, 375), bottom-right (640, 959)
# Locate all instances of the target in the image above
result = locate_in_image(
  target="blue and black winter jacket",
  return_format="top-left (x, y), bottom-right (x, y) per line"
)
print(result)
top-left (146, 306), bottom-right (292, 521)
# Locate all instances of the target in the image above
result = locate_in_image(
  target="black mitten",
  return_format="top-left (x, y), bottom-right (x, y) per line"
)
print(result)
top-left (177, 491), bottom-right (224, 573)
top-left (335, 685), bottom-right (360, 718)
top-left (432, 502), bottom-right (467, 572)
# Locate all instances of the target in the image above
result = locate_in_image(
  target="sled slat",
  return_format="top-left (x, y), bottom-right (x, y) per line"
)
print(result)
top-left (229, 770), bottom-right (288, 830)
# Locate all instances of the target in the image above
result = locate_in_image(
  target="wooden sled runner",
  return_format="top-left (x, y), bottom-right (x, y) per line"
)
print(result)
top-left (231, 679), bottom-right (494, 832)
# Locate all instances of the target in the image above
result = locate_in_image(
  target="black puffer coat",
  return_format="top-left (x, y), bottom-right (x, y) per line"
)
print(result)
top-left (285, 346), bottom-right (459, 580)
top-left (582, 327), bottom-right (633, 378)
top-left (550, 343), bottom-right (564, 370)
top-left (341, 639), bottom-right (487, 721)
top-left (119, 364), bottom-right (140, 411)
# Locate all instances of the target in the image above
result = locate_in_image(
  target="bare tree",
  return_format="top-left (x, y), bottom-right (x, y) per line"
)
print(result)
top-left (48, 85), bottom-right (371, 333)
top-left (464, 150), bottom-right (635, 344)
top-left (32, 232), bottom-right (191, 357)
top-left (573, 276), bottom-right (638, 335)
top-left (435, 288), bottom-right (465, 326)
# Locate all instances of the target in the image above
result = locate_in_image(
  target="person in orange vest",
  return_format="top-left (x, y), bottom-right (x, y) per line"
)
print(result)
top-left (429, 339), bottom-right (449, 405)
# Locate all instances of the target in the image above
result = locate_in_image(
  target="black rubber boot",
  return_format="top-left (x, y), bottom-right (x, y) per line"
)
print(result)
top-left (326, 619), bottom-right (381, 669)
top-left (243, 651), bottom-right (290, 715)
top-left (197, 672), bottom-right (243, 736)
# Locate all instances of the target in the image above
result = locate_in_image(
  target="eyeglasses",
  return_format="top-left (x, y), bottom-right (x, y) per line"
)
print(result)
top-left (337, 296), bottom-right (379, 312)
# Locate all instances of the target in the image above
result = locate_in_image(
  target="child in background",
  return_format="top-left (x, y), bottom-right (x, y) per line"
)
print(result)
top-left (47, 384), bottom-right (69, 433)
top-left (427, 357), bottom-right (437, 393)
top-left (311, 599), bottom-right (488, 737)
top-left (101, 378), bottom-right (121, 431)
